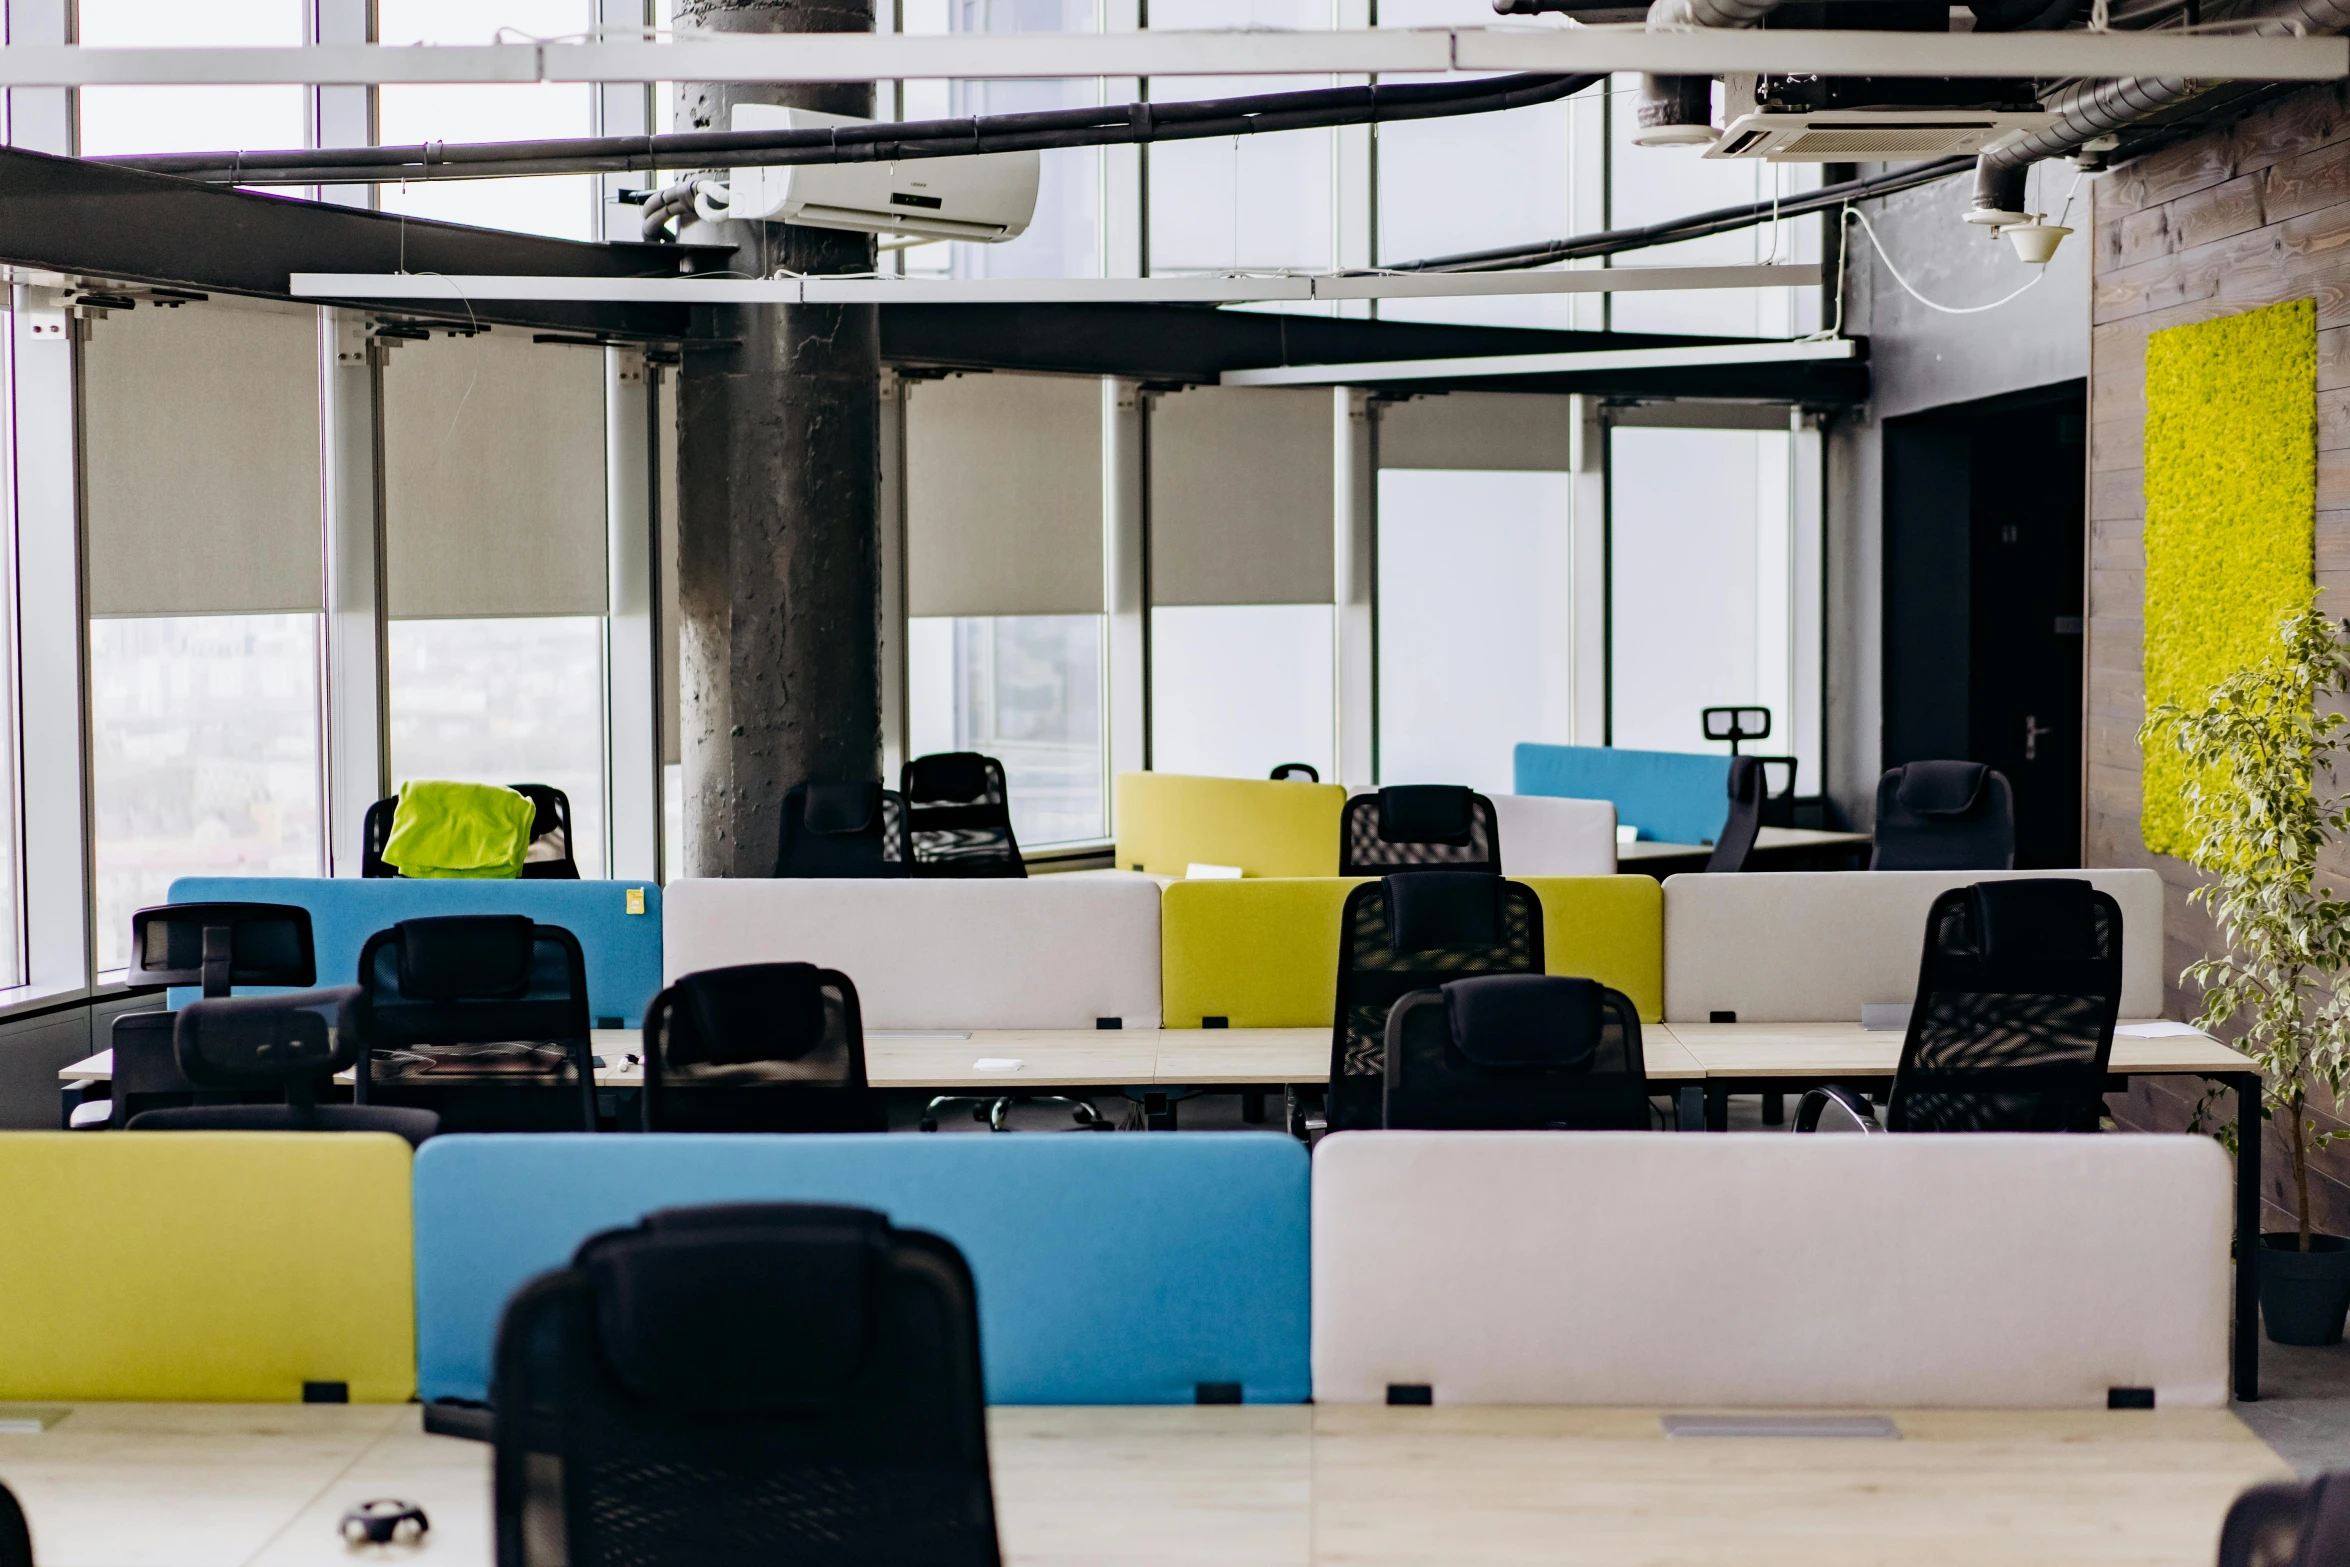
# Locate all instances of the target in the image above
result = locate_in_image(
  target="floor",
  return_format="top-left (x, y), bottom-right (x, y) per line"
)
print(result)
top-left (0, 1402), bottom-right (2295, 1567)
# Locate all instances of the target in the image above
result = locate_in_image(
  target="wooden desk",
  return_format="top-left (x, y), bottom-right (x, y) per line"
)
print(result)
top-left (1618, 826), bottom-right (1874, 877)
top-left (0, 1401), bottom-right (2286, 1566)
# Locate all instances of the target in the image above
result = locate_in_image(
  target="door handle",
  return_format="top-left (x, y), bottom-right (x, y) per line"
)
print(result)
top-left (2024, 713), bottom-right (2053, 761)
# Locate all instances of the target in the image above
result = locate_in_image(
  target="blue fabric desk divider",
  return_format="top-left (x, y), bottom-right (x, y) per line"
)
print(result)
top-left (163, 877), bottom-right (663, 1026)
top-left (412, 1134), bottom-right (1313, 1406)
top-left (1513, 743), bottom-right (1732, 845)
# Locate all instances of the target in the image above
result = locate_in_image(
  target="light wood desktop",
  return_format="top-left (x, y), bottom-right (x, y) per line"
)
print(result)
top-left (0, 1400), bottom-right (2287, 1567)
top-left (1617, 826), bottom-right (1874, 874)
top-left (1660, 1019), bottom-right (2255, 1080)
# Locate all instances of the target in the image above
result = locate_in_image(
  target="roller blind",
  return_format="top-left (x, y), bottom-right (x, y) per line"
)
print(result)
top-left (1149, 385), bottom-right (1332, 606)
top-left (82, 296), bottom-right (324, 617)
top-left (381, 331), bottom-right (608, 619)
top-left (1378, 392), bottom-right (1577, 471)
top-left (659, 371), bottom-right (681, 768)
top-left (906, 371), bottom-right (1103, 619)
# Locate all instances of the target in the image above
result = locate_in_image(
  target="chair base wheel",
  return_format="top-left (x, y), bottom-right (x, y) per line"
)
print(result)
top-left (918, 1118), bottom-right (938, 1133)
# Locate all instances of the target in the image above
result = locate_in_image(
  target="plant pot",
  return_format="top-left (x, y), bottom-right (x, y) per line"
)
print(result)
top-left (2259, 1233), bottom-right (2350, 1346)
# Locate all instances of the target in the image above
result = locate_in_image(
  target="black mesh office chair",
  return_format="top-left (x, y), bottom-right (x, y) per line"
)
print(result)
top-left (1870, 761), bottom-right (2017, 871)
top-left (1323, 873), bottom-right (1544, 1132)
top-left (1384, 974), bottom-right (1650, 1130)
top-left (2218, 1472), bottom-right (2350, 1567)
top-left (1338, 786), bottom-right (1502, 877)
top-left (641, 964), bottom-right (887, 1133)
top-left (351, 915), bottom-right (598, 1132)
top-left (98, 902), bottom-right (319, 1130)
top-left (1705, 756), bottom-right (1768, 873)
top-left (775, 781), bottom-right (910, 879)
top-left (1795, 879), bottom-right (2123, 1134)
top-left (1269, 763), bottom-right (1320, 782)
top-left (900, 753), bottom-right (1025, 879)
top-left (362, 784), bottom-right (579, 879)
top-left (0, 1479), bottom-right (29, 1567)
top-left (125, 991), bottom-right (439, 1147)
top-left (492, 1203), bottom-right (1000, 1567)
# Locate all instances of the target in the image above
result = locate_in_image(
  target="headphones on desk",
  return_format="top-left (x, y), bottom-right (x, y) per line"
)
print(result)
top-left (340, 1499), bottom-right (429, 1549)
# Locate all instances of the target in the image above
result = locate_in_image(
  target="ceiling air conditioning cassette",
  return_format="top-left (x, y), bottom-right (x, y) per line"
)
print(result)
top-left (722, 105), bottom-right (1041, 242)
top-left (1705, 109), bottom-right (2059, 161)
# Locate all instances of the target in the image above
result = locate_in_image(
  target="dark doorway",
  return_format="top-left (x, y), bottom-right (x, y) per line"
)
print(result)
top-left (1883, 382), bottom-right (2085, 869)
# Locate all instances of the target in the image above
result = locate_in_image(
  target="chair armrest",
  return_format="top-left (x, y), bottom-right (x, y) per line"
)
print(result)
top-left (1794, 1084), bottom-right (1881, 1133)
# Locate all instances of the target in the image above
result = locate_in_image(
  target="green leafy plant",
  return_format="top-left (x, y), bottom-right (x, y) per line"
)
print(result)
top-left (2141, 604), bottom-right (2350, 1250)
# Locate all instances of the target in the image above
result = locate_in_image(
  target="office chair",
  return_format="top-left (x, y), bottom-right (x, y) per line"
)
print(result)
top-left (362, 783), bottom-right (579, 879)
top-left (901, 753), bottom-right (1025, 879)
top-left (1322, 872), bottom-right (1544, 1132)
top-left (1269, 762), bottom-right (1320, 782)
top-left (1794, 878), bottom-right (2123, 1135)
top-left (1384, 973), bottom-right (1649, 1131)
top-left (2217, 1472), bottom-right (2350, 1567)
top-left (1338, 785), bottom-right (1502, 877)
top-left (492, 1203), bottom-right (1000, 1567)
top-left (96, 902), bottom-right (319, 1130)
top-left (125, 990), bottom-right (439, 1147)
top-left (0, 1479), bottom-right (29, 1567)
top-left (1705, 756), bottom-right (1768, 873)
top-left (775, 781), bottom-right (910, 879)
top-left (1870, 761), bottom-right (2017, 871)
top-left (641, 963), bottom-right (887, 1133)
top-left (351, 915), bottom-right (598, 1132)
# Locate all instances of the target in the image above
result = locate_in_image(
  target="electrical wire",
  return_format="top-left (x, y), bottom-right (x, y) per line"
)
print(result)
top-left (1844, 206), bottom-right (2050, 315)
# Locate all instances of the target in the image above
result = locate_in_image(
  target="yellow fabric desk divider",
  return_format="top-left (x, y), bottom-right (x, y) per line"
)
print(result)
top-left (1114, 771), bottom-right (1346, 878)
top-left (1161, 875), bottom-right (1664, 1029)
top-left (0, 1132), bottom-right (416, 1403)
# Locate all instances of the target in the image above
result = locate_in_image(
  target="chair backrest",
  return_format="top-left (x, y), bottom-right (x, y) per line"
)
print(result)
top-left (128, 901), bottom-right (316, 998)
top-left (172, 989), bottom-right (360, 1105)
top-left (1338, 785), bottom-right (1501, 876)
top-left (775, 781), bottom-right (910, 879)
top-left (1703, 756), bottom-right (1767, 873)
top-left (1871, 761), bottom-right (2017, 871)
top-left (363, 783), bottom-right (578, 880)
top-left (1327, 874), bottom-right (1544, 1131)
top-left (352, 915), bottom-right (595, 1129)
top-left (642, 963), bottom-right (883, 1133)
top-left (1269, 762), bottom-right (1320, 782)
top-left (2218, 1473), bottom-right (2350, 1567)
top-left (492, 1203), bottom-right (1000, 1567)
top-left (1887, 879), bottom-right (2123, 1133)
top-left (901, 753), bottom-right (1025, 879)
top-left (0, 1479), bottom-right (28, 1567)
top-left (1384, 974), bottom-right (1648, 1131)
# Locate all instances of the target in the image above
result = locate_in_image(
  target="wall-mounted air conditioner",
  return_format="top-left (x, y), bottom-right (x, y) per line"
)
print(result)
top-left (708, 105), bottom-right (1040, 243)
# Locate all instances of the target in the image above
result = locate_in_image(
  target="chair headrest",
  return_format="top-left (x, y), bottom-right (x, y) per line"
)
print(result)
top-left (1894, 760), bottom-right (1989, 817)
top-left (581, 1203), bottom-right (890, 1413)
top-left (803, 781), bottom-right (882, 835)
top-left (128, 902), bottom-right (316, 989)
top-left (1968, 878), bottom-right (2104, 960)
top-left (1442, 974), bottom-right (1602, 1068)
top-left (174, 989), bottom-right (358, 1086)
top-left (667, 963), bottom-right (831, 1068)
top-left (393, 915), bottom-right (536, 1000)
top-left (1385, 872), bottom-right (1502, 952)
top-left (906, 752), bottom-right (992, 804)
top-left (1377, 785), bottom-right (1474, 844)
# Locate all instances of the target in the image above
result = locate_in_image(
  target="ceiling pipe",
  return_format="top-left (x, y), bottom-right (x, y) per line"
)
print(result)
top-left (1636, 0), bottom-right (1787, 147)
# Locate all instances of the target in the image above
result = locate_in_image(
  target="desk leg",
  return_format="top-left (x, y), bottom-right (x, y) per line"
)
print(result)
top-left (1704, 1084), bottom-right (1729, 1133)
top-left (2236, 1070), bottom-right (2263, 1402)
top-left (1676, 1087), bottom-right (1705, 1132)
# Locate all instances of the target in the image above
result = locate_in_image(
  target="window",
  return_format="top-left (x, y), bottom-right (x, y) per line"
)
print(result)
top-left (89, 616), bottom-right (324, 971)
top-left (1376, 470), bottom-right (1575, 794)
top-left (909, 615), bottom-right (1106, 846)
top-left (387, 618), bottom-right (611, 877)
top-left (1151, 605), bottom-right (1333, 782)
top-left (76, 0), bottom-right (306, 159)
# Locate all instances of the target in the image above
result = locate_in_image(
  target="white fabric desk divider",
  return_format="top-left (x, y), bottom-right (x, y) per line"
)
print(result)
top-left (1346, 788), bottom-right (1616, 876)
top-left (663, 876), bottom-right (1163, 1030)
top-left (1661, 868), bottom-right (2166, 1024)
top-left (1311, 1132), bottom-right (2231, 1409)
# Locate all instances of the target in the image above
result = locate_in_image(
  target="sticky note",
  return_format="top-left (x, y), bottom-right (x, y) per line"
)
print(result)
top-left (625, 887), bottom-right (646, 915)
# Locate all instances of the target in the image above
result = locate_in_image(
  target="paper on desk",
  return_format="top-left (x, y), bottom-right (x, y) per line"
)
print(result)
top-left (973, 1058), bottom-right (1024, 1072)
top-left (2115, 1021), bottom-right (2204, 1037)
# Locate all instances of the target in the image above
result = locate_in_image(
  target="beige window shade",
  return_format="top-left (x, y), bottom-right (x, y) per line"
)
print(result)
top-left (1149, 385), bottom-right (1332, 606)
top-left (382, 331), bottom-right (608, 619)
top-left (906, 372), bottom-right (1103, 619)
top-left (659, 371), bottom-right (681, 768)
top-left (82, 297), bottom-right (324, 617)
top-left (1378, 392), bottom-right (1577, 471)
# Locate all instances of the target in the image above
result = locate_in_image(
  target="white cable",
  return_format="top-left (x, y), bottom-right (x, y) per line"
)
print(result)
top-left (1844, 206), bottom-right (2048, 316)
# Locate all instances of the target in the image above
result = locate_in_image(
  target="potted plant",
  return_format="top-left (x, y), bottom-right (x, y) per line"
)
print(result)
top-left (2143, 604), bottom-right (2350, 1345)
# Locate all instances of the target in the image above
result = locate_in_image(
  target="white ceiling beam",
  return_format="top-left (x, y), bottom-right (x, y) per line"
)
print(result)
top-left (286, 262), bottom-right (1819, 305)
top-left (1217, 338), bottom-right (1860, 385)
top-left (0, 29), bottom-right (2337, 86)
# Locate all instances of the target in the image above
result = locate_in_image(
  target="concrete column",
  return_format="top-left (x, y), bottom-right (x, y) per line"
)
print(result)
top-left (673, 0), bottom-right (881, 878)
